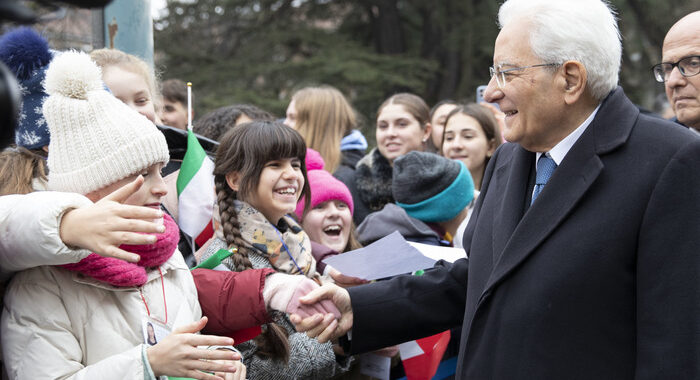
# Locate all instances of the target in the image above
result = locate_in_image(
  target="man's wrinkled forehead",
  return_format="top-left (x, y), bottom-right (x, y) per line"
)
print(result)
top-left (662, 35), bottom-right (700, 62)
top-left (662, 12), bottom-right (700, 61)
top-left (492, 20), bottom-right (533, 67)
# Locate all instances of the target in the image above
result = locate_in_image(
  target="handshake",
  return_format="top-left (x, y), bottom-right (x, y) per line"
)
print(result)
top-left (265, 271), bottom-right (359, 345)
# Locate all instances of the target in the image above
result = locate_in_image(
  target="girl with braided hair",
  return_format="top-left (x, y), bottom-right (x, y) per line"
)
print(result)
top-left (199, 120), bottom-right (353, 379)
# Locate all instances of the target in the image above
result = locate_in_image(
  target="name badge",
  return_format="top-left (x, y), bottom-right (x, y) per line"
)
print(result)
top-left (142, 316), bottom-right (171, 346)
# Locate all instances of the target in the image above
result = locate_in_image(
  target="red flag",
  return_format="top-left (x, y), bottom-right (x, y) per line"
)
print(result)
top-left (399, 330), bottom-right (451, 380)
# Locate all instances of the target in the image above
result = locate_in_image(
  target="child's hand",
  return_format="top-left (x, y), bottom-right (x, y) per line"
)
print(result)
top-left (59, 176), bottom-right (166, 262)
top-left (263, 273), bottom-right (341, 319)
top-left (290, 283), bottom-right (353, 344)
top-left (146, 317), bottom-right (240, 380)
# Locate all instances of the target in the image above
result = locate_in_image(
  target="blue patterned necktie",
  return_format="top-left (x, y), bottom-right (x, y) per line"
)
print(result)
top-left (531, 154), bottom-right (557, 205)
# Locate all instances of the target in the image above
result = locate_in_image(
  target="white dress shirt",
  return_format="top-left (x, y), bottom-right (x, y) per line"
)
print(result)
top-left (533, 104), bottom-right (601, 199)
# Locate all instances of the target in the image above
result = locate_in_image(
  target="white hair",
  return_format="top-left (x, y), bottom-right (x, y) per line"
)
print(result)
top-left (498, 0), bottom-right (621, 101)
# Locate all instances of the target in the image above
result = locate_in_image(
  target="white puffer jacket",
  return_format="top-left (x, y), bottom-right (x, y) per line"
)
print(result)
top-left (1, 243), bottom-right (201, 379)
top-left (0, 191), bottom-right (93, 282)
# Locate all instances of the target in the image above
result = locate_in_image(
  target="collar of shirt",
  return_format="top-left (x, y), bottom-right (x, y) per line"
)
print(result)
top-left (536, 103), bottom-right (602, 165)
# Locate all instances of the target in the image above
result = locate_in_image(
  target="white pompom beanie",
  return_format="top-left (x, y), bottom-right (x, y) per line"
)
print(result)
top-left (43, 50), bottom-right (169, 195)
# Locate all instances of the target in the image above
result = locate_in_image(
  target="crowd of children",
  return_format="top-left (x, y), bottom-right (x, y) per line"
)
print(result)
top-left (0, 24), bottom-right (504, 380)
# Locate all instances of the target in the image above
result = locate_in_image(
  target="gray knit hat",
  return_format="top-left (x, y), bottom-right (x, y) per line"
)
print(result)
top-left (43, 51), bottom-right (169, 194)
top-left (392, 151), bottom-right (474, 222)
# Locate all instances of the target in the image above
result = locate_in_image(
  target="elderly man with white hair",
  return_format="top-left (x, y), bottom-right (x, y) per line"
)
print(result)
top-left (291, 0), bottom-right (700, 379)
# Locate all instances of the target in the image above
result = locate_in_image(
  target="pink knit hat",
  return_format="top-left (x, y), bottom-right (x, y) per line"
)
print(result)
top-left (295, 149), bottom-right (354, 218)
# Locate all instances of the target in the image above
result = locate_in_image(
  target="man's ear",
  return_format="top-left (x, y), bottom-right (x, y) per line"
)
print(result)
top-left (560, 60), bottom-right (588, 105)
top-left (225, 171), bottom-right (241, 192)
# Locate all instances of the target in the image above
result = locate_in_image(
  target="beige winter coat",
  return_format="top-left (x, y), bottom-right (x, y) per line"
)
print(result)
top-left (1, 251), bottom-right (201, 380)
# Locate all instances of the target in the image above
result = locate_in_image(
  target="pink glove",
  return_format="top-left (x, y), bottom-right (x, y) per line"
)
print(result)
top-left (263, 273), bottom-right (341, 319)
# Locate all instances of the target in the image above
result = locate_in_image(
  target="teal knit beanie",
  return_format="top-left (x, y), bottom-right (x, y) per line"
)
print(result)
top-left (393, 151), bottom-right (474, 222)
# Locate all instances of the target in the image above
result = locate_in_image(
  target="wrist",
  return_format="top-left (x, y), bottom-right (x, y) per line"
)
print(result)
top-left (145, 345), bottom-right (163, 377)
top-left (58, 207), bottom-right (79, 249)
top-left (141, 344), bottom-right (158, 380)
top-left (263, 273), bottom-right (301, 311)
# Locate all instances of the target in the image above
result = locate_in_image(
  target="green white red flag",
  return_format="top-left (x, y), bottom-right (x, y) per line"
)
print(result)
top-left (176, 82), bottom-right (215, 246)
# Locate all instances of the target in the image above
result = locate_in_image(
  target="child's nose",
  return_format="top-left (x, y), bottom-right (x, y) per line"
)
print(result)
top-left (151, 176), bottom-right (168, 197)
top-left (282, 164), bottom-right (298, 178)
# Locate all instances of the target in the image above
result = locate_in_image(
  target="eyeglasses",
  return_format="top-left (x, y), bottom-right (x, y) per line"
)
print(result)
top-left (489, 63), bottom-right (560, 88)
top-left (652, 55), bottom-right (700, 83)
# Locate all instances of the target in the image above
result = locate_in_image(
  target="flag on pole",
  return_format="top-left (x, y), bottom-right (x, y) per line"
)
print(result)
top-left (176, 82), bottom-right (215, 246)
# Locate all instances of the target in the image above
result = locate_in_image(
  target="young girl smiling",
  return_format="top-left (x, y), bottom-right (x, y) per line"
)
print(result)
top-left (200, 121), bottom-right (351, 379)
top-left (349, 93), bottom-right (433, 225)
top-left (441, 103), bottom-right (502, 248)
top-left (441, 103), bottom-right (501, 191)
top-left (294, 149), bottom-right (367, 291)
top-left (293, 149), bottom-right (362, 255)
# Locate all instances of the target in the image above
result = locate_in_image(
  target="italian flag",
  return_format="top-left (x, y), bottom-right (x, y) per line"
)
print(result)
top-left (176, 128), bottom-right (215, 247)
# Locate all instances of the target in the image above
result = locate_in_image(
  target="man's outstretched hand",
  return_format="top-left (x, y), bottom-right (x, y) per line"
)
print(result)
top-left (289, 283), bottom-right (353, 344)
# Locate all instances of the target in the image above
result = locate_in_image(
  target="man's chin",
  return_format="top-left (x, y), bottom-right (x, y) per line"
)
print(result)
top-left (502, 130), bottom-right (517, 144)
top-left (675, 110), bottom-right (700, 128)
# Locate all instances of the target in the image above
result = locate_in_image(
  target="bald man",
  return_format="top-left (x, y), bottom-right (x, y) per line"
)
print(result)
top-left (654, 11), bottom-right (700, 132)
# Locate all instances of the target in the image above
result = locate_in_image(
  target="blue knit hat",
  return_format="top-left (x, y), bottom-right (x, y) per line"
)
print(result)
top-left (393, 151), bottom-right (474, 223)
top-left (0, 27), bottom-right (52, 149)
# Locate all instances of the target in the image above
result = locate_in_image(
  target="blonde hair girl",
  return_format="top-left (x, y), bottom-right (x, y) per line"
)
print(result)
top-left (90, 48), bottom-right (160, 123)
top-left (285, 85), bottom-right (357, 173)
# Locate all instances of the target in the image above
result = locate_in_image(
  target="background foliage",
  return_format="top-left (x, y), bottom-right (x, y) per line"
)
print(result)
top-left (154, 0), bottom-right (700, 137)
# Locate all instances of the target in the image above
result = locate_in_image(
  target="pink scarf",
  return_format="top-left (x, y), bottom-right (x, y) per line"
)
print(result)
top-left (61, 213), bottom-right (179, 287)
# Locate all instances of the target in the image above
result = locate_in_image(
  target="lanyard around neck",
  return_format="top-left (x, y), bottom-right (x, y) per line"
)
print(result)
top-left (139, 267), bottom-right (167, 325)
top-left (272, 223), bottom-right (305, 275)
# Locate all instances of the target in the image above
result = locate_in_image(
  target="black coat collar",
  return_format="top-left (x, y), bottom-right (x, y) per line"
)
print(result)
top-left (481, 87), bottom-right (637, 298)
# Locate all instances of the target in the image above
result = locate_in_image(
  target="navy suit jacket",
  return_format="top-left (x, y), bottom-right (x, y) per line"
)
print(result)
top-left (348, 88), bottom-right (700, 379)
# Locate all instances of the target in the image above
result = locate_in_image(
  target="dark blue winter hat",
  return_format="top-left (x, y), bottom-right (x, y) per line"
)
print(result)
top-left (0, 27), bottom-right (53, 149)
